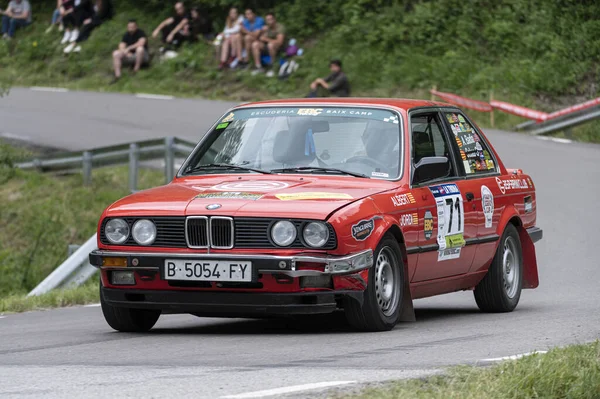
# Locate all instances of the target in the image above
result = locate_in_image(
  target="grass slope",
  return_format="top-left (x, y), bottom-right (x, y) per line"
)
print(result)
top-left (0, 282), bottom-right (99, 313)
top-left (350, 342), bottom-right (600, 399)
top-left (0, 143), bottom-right (164, 297)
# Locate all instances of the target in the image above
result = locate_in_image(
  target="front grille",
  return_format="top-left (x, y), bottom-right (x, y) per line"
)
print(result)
top-left (186, 217), bottom-right (208, 248)
top-left (210, 217), bottom-right (234, 249)
top-left (101, 217), bottom-right (336, 250)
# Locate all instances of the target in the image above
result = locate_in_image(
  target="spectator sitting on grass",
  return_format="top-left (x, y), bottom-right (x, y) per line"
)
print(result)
top-left (1, 0), bottom-right (32, 40)
top-left (47, 0), bottom-right (67, 33)
top-left (251, 12), bottom-right (285, 77)
top-left (61, 0), bottom-right (95, 45)
top-left (307, 59), bottom-right (351, 97)
top-left (152, 1), bottom-right (189, 51)
top-left (64, 0), bottom-right (114, 54)
top-left (111, 19), bottom-right (148, 84)
top-left (218, 7), bottom-right (243, 70)
top-left (182, 6), bottom-right (214, 43)
top-left (239, 8), bottom-right (263, 68)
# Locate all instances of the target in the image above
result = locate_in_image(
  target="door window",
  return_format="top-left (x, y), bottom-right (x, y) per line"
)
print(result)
top-left (411, 113), bottom-right (457, 185)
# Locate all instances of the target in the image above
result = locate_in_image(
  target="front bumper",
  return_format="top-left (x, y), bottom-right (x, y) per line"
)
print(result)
top-left (101, 287), bottom-right (362, 315)
top-left (89, 249), bottom-right (374, 277)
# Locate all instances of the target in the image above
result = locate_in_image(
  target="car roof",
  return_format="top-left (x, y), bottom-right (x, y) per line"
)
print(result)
top-left (235, 98), bottom-right (453, 112)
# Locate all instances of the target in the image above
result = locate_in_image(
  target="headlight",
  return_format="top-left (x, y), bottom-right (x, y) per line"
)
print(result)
top-left (271, 220), bottom-right (297, 246)
top-left (303, 222), bottom-right (329, 248)
top-left (132, 219), bottom-right (157, 246)
top-left (105, 218), bottom-right (130, 244)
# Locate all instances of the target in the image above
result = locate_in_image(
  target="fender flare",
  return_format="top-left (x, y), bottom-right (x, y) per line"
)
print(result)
top-left (497, 206), bottom-right (539, 289)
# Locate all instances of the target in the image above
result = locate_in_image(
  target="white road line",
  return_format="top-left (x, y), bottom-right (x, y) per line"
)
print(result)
top-left (537, 136), bottom-right (572, 144)
top-left (482, 351), bottom-right (547, 362)
top-left (134, 93), bottom-right (175, 100)
top-left (0, 316), bottom-right (6, 319)
top-left (221, 381), bottom-right (357, 399)
top-left (83, 303), bottom-right (100, 308)
top-left (30, 86), bottom-right (69, 93)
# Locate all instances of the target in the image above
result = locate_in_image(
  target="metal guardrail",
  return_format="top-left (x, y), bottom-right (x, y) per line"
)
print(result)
top-left (515, 105), bottom-right (600, 136)
top-left (16, 136), bottom-right (197, 192)
top-left (28, 234), bottom-right (98, 296)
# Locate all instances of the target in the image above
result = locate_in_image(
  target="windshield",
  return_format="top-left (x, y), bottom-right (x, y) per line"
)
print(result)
top-left (183, 106), bottom-right (403, 179)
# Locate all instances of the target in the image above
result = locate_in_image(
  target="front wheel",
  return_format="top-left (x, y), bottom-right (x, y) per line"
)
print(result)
top-left (474, 223), bottom-right (523, 312)
top-left (345, 235), bottom-right (404, 331)
top-left (100, 284), bottom-right (161, 332)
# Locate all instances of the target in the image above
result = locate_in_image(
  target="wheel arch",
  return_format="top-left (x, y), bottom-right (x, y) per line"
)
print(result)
top-left (383, 221), bottom-right (416, 322)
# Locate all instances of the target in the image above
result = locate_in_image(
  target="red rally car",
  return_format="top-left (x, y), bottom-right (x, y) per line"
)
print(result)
top-left (89, 98), bottom-right (542, 332)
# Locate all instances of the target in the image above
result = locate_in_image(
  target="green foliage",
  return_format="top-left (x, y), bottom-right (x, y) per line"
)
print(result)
top-left (0, 160), bottom-right (164, 297)
top-left (351, 342), bottom-right (600, 399)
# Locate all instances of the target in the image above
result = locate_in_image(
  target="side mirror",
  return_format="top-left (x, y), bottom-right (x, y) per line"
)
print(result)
top-left (412, 156), bottom-right (450, 185)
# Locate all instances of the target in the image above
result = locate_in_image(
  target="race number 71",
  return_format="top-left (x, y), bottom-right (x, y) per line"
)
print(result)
top-left (444, 197), bottom-right (462, 234)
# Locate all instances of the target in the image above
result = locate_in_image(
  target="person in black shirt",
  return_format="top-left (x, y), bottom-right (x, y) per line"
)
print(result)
top-left (307, 59), bottom-right (351, 98)
top-left (64, 0), bottom-right (114, 53)
top-left (181, 6), bottom-right (214, 42)
top-left (111, 19), bottom-right (148, 83)
top-left (152, 1), bottom-right (189, 49)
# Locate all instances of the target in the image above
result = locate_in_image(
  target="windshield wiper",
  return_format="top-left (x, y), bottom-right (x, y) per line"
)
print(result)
top-left (271, 166), bottom-right (368, 178)
top-left (185, 163), bottom-right (272, 175)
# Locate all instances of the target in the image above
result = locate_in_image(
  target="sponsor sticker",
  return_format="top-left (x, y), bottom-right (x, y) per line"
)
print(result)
top-left (400, 213), bottom-right (418, 227)
top-left (371, 171), bottom-right (390, 178)
top-left (196, 192), bottom-right (262, 200)
top-left (275, 192), bottom-right (353, 201)
top-left (481, 185), bottom-right (494, 228)
top-left (458, 114), bottom-right (466, 123)
top-left (212, 181), bottom-right (289, 191)
top-left (486, 159), bottom-right (495, 170)
top-left (383, 115), bottom-right (399, 124)
top-left (351, 218), bottom-right (376, 241)
top-left (221, 112), bottom-right (235, 122)
top-left (391, 193), bottom-right (416, 207)
top-left (216, 122), bottom-right (229, 129)
top-left (495, 177), bottom-right (528, 194)
top-left (424, 211), bottom-right (434, 240)
top-left (297, 108), bottom-right (323, 116)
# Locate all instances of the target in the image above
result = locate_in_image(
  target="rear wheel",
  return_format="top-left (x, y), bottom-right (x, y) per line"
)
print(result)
top-left (345, 235), bottom-right (404, 331)
top-left (100, 283), bottom-right (161, 332)
top-left (474, 224), bottom-right (523, 312)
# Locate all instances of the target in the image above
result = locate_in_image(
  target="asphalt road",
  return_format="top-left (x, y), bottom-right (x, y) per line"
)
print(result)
top-left (1, 88), bottom-right (600, 398)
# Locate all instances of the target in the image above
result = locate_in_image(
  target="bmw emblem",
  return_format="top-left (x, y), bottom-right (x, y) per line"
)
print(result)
top-left (206, 203), bottom-right (221, 210)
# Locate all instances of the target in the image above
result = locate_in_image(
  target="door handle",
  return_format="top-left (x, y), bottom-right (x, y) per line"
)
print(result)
top-left (466, 192), bottom-right (475, 201)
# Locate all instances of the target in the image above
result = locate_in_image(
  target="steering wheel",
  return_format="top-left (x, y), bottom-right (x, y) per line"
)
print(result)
top-left (343, 156), bottom-right (390, 172)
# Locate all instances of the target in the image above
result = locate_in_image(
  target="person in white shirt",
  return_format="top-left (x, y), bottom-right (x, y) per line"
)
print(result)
top-left (1, 0), bottom-right (32, 39)
top-left (218, 7), bottom-right (243, 70)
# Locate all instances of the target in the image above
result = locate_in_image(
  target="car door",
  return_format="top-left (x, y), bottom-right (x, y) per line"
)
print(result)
top-left (409, 110), bottom-right (477, 282)
top-left (440, 110), bottom-right (503, 273)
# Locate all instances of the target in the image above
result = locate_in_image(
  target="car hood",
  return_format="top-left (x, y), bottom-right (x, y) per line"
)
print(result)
top-left (105, 175), bottom-right (398, 220)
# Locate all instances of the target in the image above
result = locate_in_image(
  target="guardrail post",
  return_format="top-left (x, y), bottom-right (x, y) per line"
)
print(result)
top-left (165, 136), bottom-right (175, 183)
top-left (82, 151), bottom-right (92, 186)
top-left (129, 143), bottom-right (139, 192)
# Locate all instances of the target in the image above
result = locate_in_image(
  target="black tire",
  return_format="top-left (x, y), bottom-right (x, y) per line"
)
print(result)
top-left (474, 223), bottom-right (523, 312)
top-left (345, 235), bottom-right (404, 331)
top-left (100, 284), bottom-right (161, 332)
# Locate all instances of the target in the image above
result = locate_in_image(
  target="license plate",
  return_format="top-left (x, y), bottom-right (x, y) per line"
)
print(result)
top-left (164, 260), bottom-right (252, 282)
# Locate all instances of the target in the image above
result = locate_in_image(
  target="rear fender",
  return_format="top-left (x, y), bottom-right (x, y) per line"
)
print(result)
top-left (497, 206), bottom-right (539, 289)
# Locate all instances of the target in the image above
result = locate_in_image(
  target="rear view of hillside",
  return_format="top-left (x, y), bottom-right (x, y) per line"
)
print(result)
top-left (2, 0), bottom-right (599, 138)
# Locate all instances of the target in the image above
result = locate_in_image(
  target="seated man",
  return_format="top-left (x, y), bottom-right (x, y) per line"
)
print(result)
top-left (307, 59), bottom-right (351, 97)
top-left (1, 0), bottom-right (31, 39)
top-left (240, 8), bottom-right (263, 67)
top-left (152, 1), bottom-right (189, 49)
top-left (111, 19), bottom-right (149, 83)
top-left (250, 12), bottom-right (285, 77)
top-left (182, 6), bottom-right (213, 43)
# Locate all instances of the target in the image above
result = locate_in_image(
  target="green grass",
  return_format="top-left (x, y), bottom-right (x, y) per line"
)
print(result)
top-left (347, 342), bottom-right (600, 399)
top-left (0, 281), bottom-right (99, 314)
top-left (0, 142), bottom-right (165, 297)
